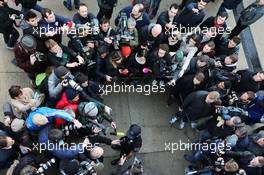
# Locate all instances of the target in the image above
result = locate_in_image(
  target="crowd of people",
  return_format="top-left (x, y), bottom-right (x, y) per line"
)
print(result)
top-left (0, 0), bottom-right (264, 174)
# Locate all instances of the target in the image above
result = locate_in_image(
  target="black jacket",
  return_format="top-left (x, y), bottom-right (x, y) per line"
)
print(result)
top-left (138, 25), bottom-right (164, 48)
top-left (157, 10), bottom-right (179, 29)
top-left (73, 12), bottom-right (97, 25)
top-left (182, 91), bottom-right (215, 120)
top-left (234, 70), bottom-right (260, 93)
top-left (15, 0), bottom-right (40, 9)
top-left (97, 0), bottom-right (117, 10)
top-left (0, 5), bottom-right (21, 33)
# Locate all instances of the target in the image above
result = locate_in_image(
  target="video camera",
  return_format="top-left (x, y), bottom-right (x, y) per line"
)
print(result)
top-left (62, 74), bottom-right (84, 92)
top-left (229, 91), bottom-right (239, 102)
top-left (36, 158), bottom-right (56, 175)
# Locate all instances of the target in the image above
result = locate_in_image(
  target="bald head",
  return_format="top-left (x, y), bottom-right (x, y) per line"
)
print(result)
top-left (90, 146), bottom-right (104, 159)
top-left (151, 24), bottom-right (162, 37)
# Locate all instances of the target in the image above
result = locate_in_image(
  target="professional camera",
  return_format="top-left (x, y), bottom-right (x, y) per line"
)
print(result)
top-left (114, 13), bottom-right (134, 45)
top-left (32, 51), bottom-right (47, 62)
top-left (215, 106), bottom-right (248, 120)
top-left (62, 74), bottom-right (83, 92)
top-left (76, 161), bottom-right (96, 175)
top-left (229, 91), bottom-right (239, 102)
top-left (214, 159), bottom-right (225, 169)
top-left (36, 158), bottom-right (56, 175)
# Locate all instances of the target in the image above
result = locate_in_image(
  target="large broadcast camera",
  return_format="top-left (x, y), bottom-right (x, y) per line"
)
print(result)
top-left (110, 13), bottom-right (134, 49)
top-left (62, 74), bottom-right (83, 92)
top-left (76, 160), bottom-right (97, 175)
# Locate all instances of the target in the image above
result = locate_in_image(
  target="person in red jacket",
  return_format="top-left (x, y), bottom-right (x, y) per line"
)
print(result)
top-left (55, 88), bottom-right (80, 127)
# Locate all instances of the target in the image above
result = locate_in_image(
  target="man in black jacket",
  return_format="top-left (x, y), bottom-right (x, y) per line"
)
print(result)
top-left (138, 24), bottom-right (164, 50)
top-left (157, 3), bottom-right (180, 32)
top-left (0, 0), bottom-right (21, 49)
top-left (233, 69), bottom-right (264, 93)
top-left (73, 3), bottom-right (98, 26)
top-left (97, 0), bottom-right (117, 21)
top-left (176, 0), bottom-right (210, 30)
top-left (180, 90), bottom-right (220, 129)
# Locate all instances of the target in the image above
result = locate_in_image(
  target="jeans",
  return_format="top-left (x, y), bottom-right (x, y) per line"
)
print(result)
top-left (21, 4), bottom-right (43, 14)
top-left (66, 0), bottom-right (80, 8)
top-left (185, 150), bottom-right (205, 163)
top-left (2, 27), bottom-right (19, 47)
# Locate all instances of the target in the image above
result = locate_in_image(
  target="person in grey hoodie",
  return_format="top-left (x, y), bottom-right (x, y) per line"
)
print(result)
top-left (229, 0), bottom-right (264, 38)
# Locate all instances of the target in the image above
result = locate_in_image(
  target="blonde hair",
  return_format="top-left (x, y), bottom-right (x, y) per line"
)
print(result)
top-left (225, 159), bottom-right (239, 172)
top-left (45, 39), bottom-right (58, 50)
top-left (208, 91), bottom-right (220, 100)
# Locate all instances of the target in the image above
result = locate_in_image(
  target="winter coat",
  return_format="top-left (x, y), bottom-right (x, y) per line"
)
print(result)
top-left (240, 2), bottom-right (264, 26)
top-left (234, 69), bottom-right (260, 93)
top-left (0, 4), bottom-right (21, 33)
top-left (48, 70), bottom-right (63, 99)
top-left (97, 0), bottom-right (117, 10)
top-left (26, 107), bottom-right (74, 131)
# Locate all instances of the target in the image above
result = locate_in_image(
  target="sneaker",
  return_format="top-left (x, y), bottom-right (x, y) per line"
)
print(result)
top-left (169, 116), bottom-right (177, 125)
top-left (179, 119), bottom-right (186, 129)
top-left (191, 122), bottom-right (198, 129)
top-left (63, 1), bottom-right (72, 11)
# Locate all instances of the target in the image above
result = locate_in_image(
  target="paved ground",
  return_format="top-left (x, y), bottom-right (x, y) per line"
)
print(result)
top-left (0, 0), bottom-right (263, 174)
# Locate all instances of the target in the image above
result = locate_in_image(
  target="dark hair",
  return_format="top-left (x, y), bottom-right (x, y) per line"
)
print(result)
top-left (188, 33), bottom-right (202, 44)
top-left (0, 136), bottom-right (7, 149)
top-left (24, 11), bottom-right (37, 22)
top-left (231, 36), bottom-right (241, 45)
top-left (79, 2), bottom-right (87, 8)
top-left (228, 55), bottom-right (238, 63)
top-left (97, 45), bottom-right (109, 55)
top-left (41, 8), bottom-right (52, 18)
top-left (170, 3), bottom-right (180, 10)
top-left (195, 72), bottom-right (205, 82)
top-left (197, 54), bottom-right (210, 63)
top-left (206, 41), bottom-right (215, 49)
top-left (100, 17), bottom-right (110, 25)
top-left (218, 11), bottom-right (229, 20)
top-left (199, 0), bottom-right (210, 3)
top-left (246, 91), bottom-right (255, 101)
top-left (48, 129), bottom-right (64, 143)
top-left (9, 85), bottom-right (22, 99)
top-left (137, 48), bottom-right (148, 58)
top-left (159, 44), bottom-right (169, 52)
top-left (223, 80), bottom-right (231, 89)
top-left (76, 72), bottom-right (88, 84)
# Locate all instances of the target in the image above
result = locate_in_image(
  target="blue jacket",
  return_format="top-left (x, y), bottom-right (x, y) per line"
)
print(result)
top-left (115, 6), bottom-right (150, 30)
top-left (247, 96), bottom-right (264, 123)
top-left (26, 107), bottom-right (74, 131)
top-left (38, 125), bottom-right (83, 160)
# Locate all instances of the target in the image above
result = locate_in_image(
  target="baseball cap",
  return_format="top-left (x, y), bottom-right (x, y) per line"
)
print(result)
top-left (126, 124), bottom-right (141, 140)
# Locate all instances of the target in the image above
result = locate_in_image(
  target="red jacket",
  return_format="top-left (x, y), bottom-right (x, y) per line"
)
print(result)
top-left (55, 92), bottom-right (80, 127)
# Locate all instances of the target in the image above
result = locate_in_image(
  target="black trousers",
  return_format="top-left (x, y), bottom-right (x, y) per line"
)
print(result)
top-left (1, 27), bottom-right (19, 47)
top-left (229, 19), bottom-right (248, 39)
top-left (97, 7), bottom-right (114, 21)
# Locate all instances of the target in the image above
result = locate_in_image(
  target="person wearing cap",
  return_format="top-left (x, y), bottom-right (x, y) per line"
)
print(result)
top-left (0, 0), bottom-right (21, 50)
top-left (25, 106), bottom-right (82, 131)
top-left (47, 66), bottom-right (71, 102)
top-left (111, 124), bottom-right (142, 165)
top-left (78, 101), bottom-right (116, 129)
top-left (14, 34), bottom-right (49, 77)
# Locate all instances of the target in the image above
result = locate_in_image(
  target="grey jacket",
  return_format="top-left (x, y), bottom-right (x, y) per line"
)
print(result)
top-left (48, 70), bottom-right (63, 99)
top-left (240, 2), bottom-right (264, 25)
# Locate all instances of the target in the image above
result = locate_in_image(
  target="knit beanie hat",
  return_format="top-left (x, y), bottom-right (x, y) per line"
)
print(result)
top-left (84, 102), bottom-right (98, 117)
top-left (54, 66), bottom-right (69, 78)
